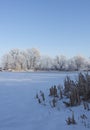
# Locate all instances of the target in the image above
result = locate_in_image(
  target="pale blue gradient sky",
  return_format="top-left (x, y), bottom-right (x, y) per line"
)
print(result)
top-left (0, 0), bottom-right (90, 58)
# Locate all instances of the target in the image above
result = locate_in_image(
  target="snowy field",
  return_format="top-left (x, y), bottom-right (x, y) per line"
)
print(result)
top-left (0, 72), bottom-right (90, 130)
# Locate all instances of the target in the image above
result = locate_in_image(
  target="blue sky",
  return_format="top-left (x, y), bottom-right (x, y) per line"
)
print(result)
top-left (0, 0), bottom-right (90, 58)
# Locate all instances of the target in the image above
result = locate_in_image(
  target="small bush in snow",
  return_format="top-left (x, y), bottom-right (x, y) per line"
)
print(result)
top-left (52, 98), bottom-right (56, 107)
top-left (83, 101), bottom-right (90, 111)
top-left (40, 91), bottom-right (45, 101)
top-left (64, 73), bottom-right (90, 106)
top-left (36, 73), bottom-right (90, 108)
top-left (35, 91), bottom-right (45, 105)
top-left (66, 111), bottom-right (76, 125)
top-left (38, 98), bottom-right (41, 104)
top-left (49, 85), bottom-right (58, 97)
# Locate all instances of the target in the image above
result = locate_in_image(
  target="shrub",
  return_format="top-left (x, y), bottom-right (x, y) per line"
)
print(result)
top-left (66, 111), bottom-right (76, 125)
top-left (64, 73), bottom-right (90, 106)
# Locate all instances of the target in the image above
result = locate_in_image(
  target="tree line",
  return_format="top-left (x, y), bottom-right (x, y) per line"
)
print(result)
top-left (1, 48), bottom-right (90, 71)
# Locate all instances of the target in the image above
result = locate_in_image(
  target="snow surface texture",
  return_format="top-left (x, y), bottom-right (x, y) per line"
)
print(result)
top-left (0, 72), bottom-right (90, 130)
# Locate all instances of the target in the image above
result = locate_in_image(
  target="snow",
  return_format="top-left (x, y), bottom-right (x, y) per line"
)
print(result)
top-left (0, 72), bottom-right (89, 130)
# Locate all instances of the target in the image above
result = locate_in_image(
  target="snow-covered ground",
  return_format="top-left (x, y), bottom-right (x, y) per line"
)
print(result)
top-left (0, 72), bottom-right (89, 130)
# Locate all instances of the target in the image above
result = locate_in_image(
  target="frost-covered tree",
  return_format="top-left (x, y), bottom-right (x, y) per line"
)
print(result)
top-left (2, 53), bottom-right (12, 70)
top-left (84, 58), bottom-right (90, 71)
top-left (1, 48), bottom-right (89, 71)
top-left (39, 56), bottom-right (53, 70)
top-left (9, 49), bottom-right (21, 70)
top-left (73, 55), bottom-right (86, 70)
top-left (53, 55), bottom-right (67, 70)
top-left (2, 49), bottom-right (26, 71)
top-left (25, 48), bottom-right (40, 70)
top-left (67, 58), bottom-right (76, 71)
top-left (16, 50), bottom-right (27, 70)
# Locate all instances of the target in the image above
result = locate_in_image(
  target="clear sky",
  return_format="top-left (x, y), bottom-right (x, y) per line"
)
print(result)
top-left (0, 0), bottom-right (90, 58)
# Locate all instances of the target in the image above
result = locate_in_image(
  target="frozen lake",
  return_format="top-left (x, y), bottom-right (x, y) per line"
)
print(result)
top-left (0, 71), bottom-right (78, 83)
top-left (0, 72), bottom-right (89, 130)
